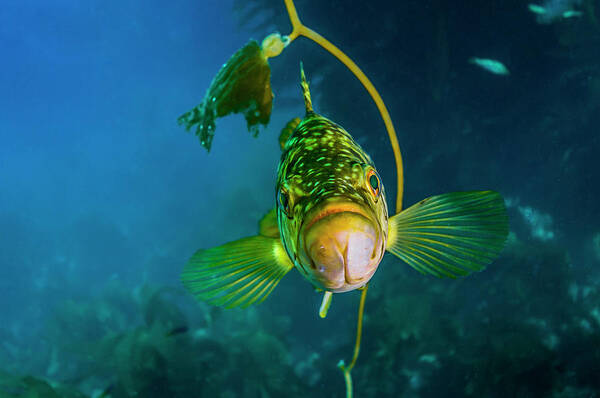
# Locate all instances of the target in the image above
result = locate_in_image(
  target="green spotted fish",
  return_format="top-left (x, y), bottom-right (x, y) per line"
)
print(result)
top-left (181, 66), bottom-right (508, 309)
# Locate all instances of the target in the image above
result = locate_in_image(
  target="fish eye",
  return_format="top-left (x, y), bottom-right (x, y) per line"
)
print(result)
top-left (366, 169), bottom-right (380, 198)
top-left (278, 188), bottom-right (292, 217)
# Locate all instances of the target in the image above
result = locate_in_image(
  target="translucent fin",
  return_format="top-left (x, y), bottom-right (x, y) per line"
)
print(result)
top-left (178, 40), bottom-right (273, 152)
top-left (279, 117), bottom-right (301, 150)
top-left (387, 191), bottom-right (508, 278)
top-left (258, 208), bottom-right (279, 238)
top-left (181, 236), bottom-right (293, 308)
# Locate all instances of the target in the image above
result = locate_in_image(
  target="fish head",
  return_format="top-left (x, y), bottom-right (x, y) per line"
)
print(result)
top-left (277, 159), bottom-right (388, 292)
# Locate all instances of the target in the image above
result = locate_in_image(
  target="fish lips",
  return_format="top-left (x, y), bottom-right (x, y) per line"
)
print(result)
top-left (298, 200), bottom-right (384, 292)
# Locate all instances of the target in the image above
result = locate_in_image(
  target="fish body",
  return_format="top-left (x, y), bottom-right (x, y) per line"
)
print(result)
top-left (182, 65), bottom-right (509, 309)
top-left (561, 10), bottom-right (583, 18)
top-left (276, 110), bottom-right (388, 292)
top-left (528, 4), bottom-right (547, 14)
top-left (469, 57), bottom-right (510, 75)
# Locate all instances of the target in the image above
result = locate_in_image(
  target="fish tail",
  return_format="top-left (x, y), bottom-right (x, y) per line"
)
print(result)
top-left (300, 62), bottom-right (313, 114)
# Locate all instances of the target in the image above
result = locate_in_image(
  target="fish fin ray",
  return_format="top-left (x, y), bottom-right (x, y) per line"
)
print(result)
top-left (181, 235), bottom-right (294, 308)
top-left (259, 208), bottom-right (280, 237)
top-left (386, 191), bottom-right (508, 278)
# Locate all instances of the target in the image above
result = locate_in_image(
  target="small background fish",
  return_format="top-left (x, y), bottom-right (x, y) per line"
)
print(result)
top-left (469, 57), bottom-right (510, 75)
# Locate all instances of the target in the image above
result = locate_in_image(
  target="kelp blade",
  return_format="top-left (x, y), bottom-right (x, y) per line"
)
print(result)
top-left (178, 40), bottom-right (273, 151)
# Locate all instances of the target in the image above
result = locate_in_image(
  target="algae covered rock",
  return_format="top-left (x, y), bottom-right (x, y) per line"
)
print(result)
top-left (0, 370), bottom-right (88, 398)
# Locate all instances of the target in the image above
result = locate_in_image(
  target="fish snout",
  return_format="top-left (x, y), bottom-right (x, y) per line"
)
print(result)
top-left (303, 211), bottom-right (383, 292)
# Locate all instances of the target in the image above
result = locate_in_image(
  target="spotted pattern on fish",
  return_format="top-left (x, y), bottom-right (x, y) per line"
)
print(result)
top-left (275, 111), bottom-right (388, 280)
top-left (279, 114), bottom-right (374, 207)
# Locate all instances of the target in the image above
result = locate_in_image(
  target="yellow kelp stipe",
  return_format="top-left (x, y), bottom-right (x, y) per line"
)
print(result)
top-left (337, 284), bottom-right (369, 398)
top-left (178, 40), bottom-right (275, 152)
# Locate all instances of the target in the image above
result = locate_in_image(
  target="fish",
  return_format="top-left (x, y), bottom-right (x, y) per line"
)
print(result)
top-left (561, 10), bottom-right (583, 18)
top-left (528, 3), bottom-right (583, 20)
top-left (469, 57), bottom-right (510, 75)
top-left (528, 4), bottom-right (547, 15)
top-left (181, 65), bottom-right (508, 311)
top-left (165, 325), bottom-right (189, 337)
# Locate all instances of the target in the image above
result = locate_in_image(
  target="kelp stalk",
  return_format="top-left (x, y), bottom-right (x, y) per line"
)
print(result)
top-left (338, 284), bottom-right (369, 398)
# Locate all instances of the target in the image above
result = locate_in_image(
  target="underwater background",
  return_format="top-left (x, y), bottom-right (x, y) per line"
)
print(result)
top-left (1, 0), bottom-right (599, 397)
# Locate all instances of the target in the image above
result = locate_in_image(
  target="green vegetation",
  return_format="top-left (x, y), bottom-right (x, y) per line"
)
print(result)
top-left (178, 40), bottom-right (273, 151)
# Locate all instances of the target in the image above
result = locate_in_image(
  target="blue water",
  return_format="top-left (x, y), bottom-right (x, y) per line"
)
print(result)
top-left (1, 0), bottom-right (599, 397)
top-left (1, 0), bottom-right (278, 314)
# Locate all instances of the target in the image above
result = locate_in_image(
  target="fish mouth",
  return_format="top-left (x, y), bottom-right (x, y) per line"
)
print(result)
top-left (303, 201), bottom-right (372, 233)
top-left (298, 199), bottom-right (384, 292)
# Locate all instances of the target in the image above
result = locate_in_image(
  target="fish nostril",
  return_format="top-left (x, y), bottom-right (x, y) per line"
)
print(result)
top-left (370, 240), bottom-right (384, 261)
top-left (308, 257), bottom-right (325, 273)
top-left (370, 239), bottom-right (382, 260)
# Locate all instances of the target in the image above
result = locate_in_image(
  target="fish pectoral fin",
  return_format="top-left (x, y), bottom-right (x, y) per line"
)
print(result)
top-left (181, 236), bottom-right (293, 308)
top-left (258, 208), bottom-right (279, 238)
top-left (386, 191), bottom-right (508, 278)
